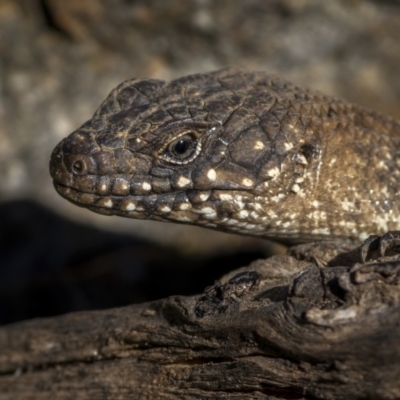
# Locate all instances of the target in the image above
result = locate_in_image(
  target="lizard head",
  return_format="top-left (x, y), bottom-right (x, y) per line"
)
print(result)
top-left (50, 68), bottom-right (319, 240)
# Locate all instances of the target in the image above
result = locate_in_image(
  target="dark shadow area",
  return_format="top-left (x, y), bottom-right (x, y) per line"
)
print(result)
top-left (0, 200), bottom-right (265, 326)
top-left (39, 0), bottom-right (73, 39)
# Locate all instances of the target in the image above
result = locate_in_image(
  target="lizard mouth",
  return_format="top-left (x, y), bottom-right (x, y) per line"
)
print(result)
top-left (52, 180), bottom-right (266, 233)
top-left (53, 180), bottom-right (186, 218)
top-left (53, 179), bottom-right (217, 218)
top-left (53, 181), bottom-right (113, 214)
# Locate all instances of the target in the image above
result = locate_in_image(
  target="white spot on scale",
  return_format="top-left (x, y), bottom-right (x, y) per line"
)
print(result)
top-left (244, 224), bottom-right (256, 230)
top-left (176, 176), bottom-right (191, 188)
top-left (284, 142), bottom-right (293, 151)
top-left (142, 182), bottom-right (151, 191)
top-left (199, 193), bottom-right (209, 201)
top-left (377, 161), bottom-right (388, 170)
top-left (381, 187), bottom-right (389, 197)
top-left (103, 199), bottom-right (113, 208)
top-left (266, 167), bottom-right (280, 178)
top-left (242, 178), bottom-right (254, 187)
top-left (207, 169), bottom-right (216, 181)
top-left (296, 154), bottom-right (308, 165)
top-left (136, 138), bottom-right (141, 143)
top-left (254, 203), bottom-right (263, 211)
top-left (312, 200), bottom-right (319, 208)
top-left (250, 211), bottom-right (259, 220)
top-left (311, 228), bottom-right (331, 235)
top-left (203, 212), bottom-right (217, 219)
top-left (226, 219), bottom-right (238, 225)
top-left (341, 201), bottom-right (355, 212)
top-left (266, 210), bottom-right (278, 218)
top-left (311, 210), bottom-right (325, 220)
top-left (238, 210), bottom-right (249, 219)
top-left (178, 203), bottom-right (191, 211)
top-left (254, 141), bottom-right (264, 150)
top-left (291, 184), bottom-right (300, 193)
top-left (160, 206), bottom-right (171, 213)
top-left (198, 207), bottom-right (215, 214)
top-left (234, 200), bottom-right (245, 210)
top-left (219, 193), bottom-right (233, 201)
top-left (124, 202), bottom-right (136, 211)
top-left (101, 184), bottom-right (107, 191)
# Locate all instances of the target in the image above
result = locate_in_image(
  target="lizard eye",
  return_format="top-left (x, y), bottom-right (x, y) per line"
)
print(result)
top-left (161, 133), bottom-right (202, 165)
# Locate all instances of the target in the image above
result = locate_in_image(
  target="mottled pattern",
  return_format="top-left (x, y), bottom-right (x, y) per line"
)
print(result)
top-left (50, 68), bottom-right (400, 242)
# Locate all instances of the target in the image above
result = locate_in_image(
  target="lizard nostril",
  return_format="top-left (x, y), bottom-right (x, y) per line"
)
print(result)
top-left (64, 156), bottom-right (90, 176)
top-left (72, 160), bottom-right (86, 175)
top-left (67, 153), bottom-right (98, 176)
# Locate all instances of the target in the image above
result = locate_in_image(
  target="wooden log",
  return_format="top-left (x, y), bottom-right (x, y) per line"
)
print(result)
top-left (1, 239), bottom-right (400, 399)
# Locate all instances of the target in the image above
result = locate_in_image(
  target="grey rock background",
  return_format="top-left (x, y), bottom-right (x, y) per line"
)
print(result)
top-left (1, 0), bottom-right (400, 324)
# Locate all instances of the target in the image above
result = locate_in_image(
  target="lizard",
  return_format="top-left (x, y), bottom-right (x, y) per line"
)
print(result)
top-left (49, 68), bottom-right (400, 244)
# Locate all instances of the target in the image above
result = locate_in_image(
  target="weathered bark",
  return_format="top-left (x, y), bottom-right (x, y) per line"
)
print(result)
top-left (1, 238), bottom-right (400, 400)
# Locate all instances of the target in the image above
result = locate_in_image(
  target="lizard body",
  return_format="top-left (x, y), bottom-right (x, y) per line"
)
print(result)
top-left (49, 68), bottom-right (400, 243)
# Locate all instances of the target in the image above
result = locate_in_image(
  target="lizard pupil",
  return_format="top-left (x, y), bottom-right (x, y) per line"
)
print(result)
top-left (174, 138), bottom-right (189, 154)
top-left (168, 134), bottom-right (197, 161)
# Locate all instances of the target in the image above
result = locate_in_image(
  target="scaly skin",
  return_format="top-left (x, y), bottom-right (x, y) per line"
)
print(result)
top-left (49, 68), bottom-right (400, 243)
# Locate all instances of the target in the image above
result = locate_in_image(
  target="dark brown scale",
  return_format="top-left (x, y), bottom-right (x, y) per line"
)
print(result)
top-left (49, 68), bottom-right (400, 243)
